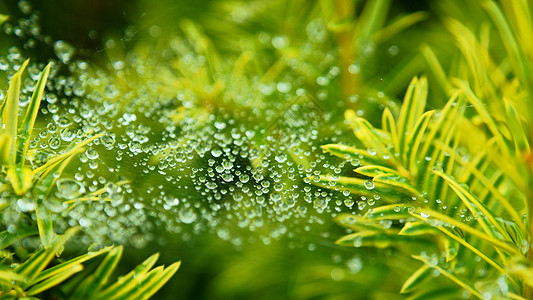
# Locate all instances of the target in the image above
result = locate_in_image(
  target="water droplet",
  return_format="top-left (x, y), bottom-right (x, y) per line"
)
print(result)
top-left (86, 147), bottom-right (99, 160)
top-left (348, 64), bottom-right (360, 74)
top-left (363, 180), bottom-right (375, 190)
top-left (272, 36), bottom-right (289, 49)
top-left (54, 40), bottom-right (75, 64)
top-left (275, 153), bottom-right (287, 163)
top-left (56, 178), bottom-right (85, 200)
top-left (60, 128), bottom-right (75, 142)
top-left (17, 198), bottom-right (35, 212)
top-left (179, 207), bottom-right (197, 224)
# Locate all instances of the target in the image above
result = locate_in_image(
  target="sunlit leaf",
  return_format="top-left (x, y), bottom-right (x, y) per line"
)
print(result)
top-left (73, 246), bottom-right (123, 297)
top-left (97, 253), bottom-right (160, 299)
top-left (412, 255), bottom-right (484, 299)
top-left (400, 265), bottom-right (432, 294)
top-left (16, 63), bottom-right (51, 166)
top-left (15, 228), bottom-right (78, 288)
top-left (26, 264), bottom-right (83, 296)
top-left (6, 165), bottom-right (33, 195)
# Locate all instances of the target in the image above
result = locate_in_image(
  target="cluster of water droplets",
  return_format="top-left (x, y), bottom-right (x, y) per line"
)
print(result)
top-left (0, 5), bottom-right (387, 250)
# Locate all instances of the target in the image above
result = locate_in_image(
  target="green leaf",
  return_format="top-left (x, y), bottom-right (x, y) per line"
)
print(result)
top-left (448, 140), bottom-right (526, 234)
top-left (407, 110), bottom-right (433, 173)
top-left (6, 165), bottom-right (33, 195)
top-left (483, 1), bottom-right (533, 104)
top-left (344, 110), bottom-right (391, 157)
top-left (26, 264), bottom-right (83, 296)
top-left (33, 150), bottom-right (80, 197)
top-left (321, 144), bottom-right (393, 167)
top-left (33, 133), bottom-right (103, 184)
top-left (34, 246), bottom-right (112, 283)
top-left (381, 108), bottom-right (399, 155)
top-left (0, 135), bottom-right (11, 166)
top-left (363, 204), bottom-right (414, 221)
top-left (399, 222), bottom-right (440, 236)
top-left (336, 231), bottom-right (434, 250)
top-left (459, 80), bottom-right (508, 156)
top-left (16, 63), bottom-right (51, 166)
top-left (35, 200), bottom-right (55, 249)
top-left (503, 97), bottom-right (530, 155)
top-left (412, 208), bottom-right (520, 256)
top-left (357, 0), bottom-right (391, 43)
top-left (15, 227), bottom-right (78, 288)
top-left (97, 253), bottom-right (160, 299)
top-left (335, 214), bottom-right (388, 232)
top-left (434, 170), bottom-right (510, 243)
top-left (128, 262), bottom-right (181, 300)
top-left (314, 175), bottom-right (412, 202)
top-left (399, 222), bottom-right (459, 262)
top-left (1, 59), bottom-right (29, 165)
top-left (0, 227), bottom-right (38, 250)
top-left (400, 265), bottom-right (432, 293)
top-left (443, 237), bottom-right (459, 262)
top-left (354, 165), bottom-right (399, 177)
top-left (412, 255), bottom-right (484, 299)
top-left (421, 45), bottom-right (451, 96)
top-left (497, 218), bottom-right (527, 254)
top-left (374, 11), bottom-right (427, 43)
top-left (0, 270), bottom-right (27, 284)
top-left (397, 76), bottom-right (427, 164)
top-left (115, 266), bottom-right (164, 300)
top-left (372, 174), bottom-right (419, 196)
top-left (73, 246), bottom-right (123, 298)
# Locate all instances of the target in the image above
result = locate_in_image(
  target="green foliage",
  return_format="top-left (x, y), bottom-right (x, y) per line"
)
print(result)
top-left (0, 60), bottom-right (179, 298)
top-left (316, 67), bottom-right (531, 299)
top-left (0, 227), bottom-right (179, 299)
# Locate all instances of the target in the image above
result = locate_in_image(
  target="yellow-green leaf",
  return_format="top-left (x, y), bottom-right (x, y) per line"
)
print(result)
top-left (400, 265), bottom-right (432, 293)
top-left (434, 170), bottom-right (509, 242)
top-left (0, 135), bottom-right (12, 166)
top-left (412, 255), bottom-right (484, 299)
top-left (7, 165), bottom-right (33, 195)
top-left (35, 200), bottom-right (55, 249)
top-left (2, 59), bottom-right (29, 138)
top-left (73, 246), bottom-right (123, 298)
top-left (399, 222), bottom-right (440, 236)
top-left (128, 261), bottom-right (181, 300)
top-left (97, 253), bottom-right (160, 299)
top-left (321, 144), bottom-right (393, 167)
top-left (16, 63), bottom-right (51, 166)
top-left (34, 247), bottom-right (112, 284)
top-left (336, 231), bottom-right (434, 250)
top-left (372, 174), bottom-right (419, 196)
top-left (364, 204), bottom-right (414, 220)
top-left (335, 214), bottom-right (387, 232)
top-left (354, 165), bottom-right (398, 177)
top-left (16, 227), bottom-right (78, 288)
top-left (345, 110), bottom-right (391, 157)
top-left (26, 264), bottom-right (83, 296)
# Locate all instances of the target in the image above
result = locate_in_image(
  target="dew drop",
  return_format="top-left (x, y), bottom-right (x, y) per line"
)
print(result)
top-left (363, 180), bottom-right (375, 190)
top-left (54, 40), bottom-right (75, 64)
top-left (56, 178), bottom-right (85, 200)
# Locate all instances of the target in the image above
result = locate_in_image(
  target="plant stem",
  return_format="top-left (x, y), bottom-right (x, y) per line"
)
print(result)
top-left (335, 0), bottom-right (360, 110)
